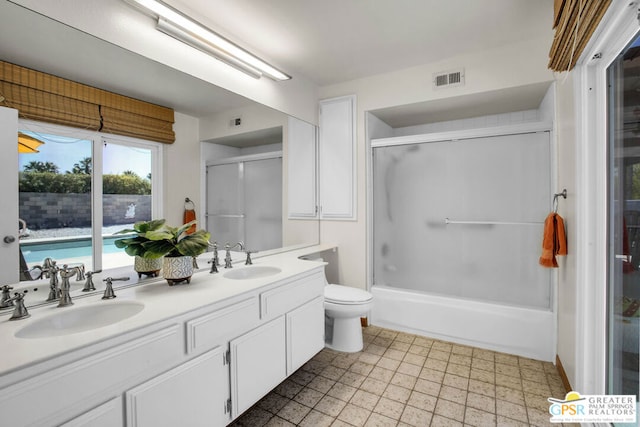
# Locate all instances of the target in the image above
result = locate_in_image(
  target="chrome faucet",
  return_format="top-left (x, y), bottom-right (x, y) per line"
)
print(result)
top-left (82, 270), bottom-right (101, 292)
top-left (208, 241), bottom-right (219, 273)
top-left (58, 264), bottom-right (80, 307)
top-left (244, 250), bottom-right (254, 265)
top-left (224, 241), bottom-right (244, 268)
top-left (44, 260), bottom-right (60, 301)
top-left (7, 290), bottom-right (30, 320)
top-left (102, 277), bottom-right (129, 300)
top-left (0, 285), bottom-right (13, 308)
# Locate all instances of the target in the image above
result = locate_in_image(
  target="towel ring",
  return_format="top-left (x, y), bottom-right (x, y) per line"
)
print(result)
top-left (553, 189), bottom-right (567, 213)
top-left (184, 197), bottom-right (195, 210)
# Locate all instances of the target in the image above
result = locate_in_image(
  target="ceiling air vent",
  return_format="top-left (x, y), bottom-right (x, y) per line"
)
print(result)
top-left (433, 68), bottom-right (465, 89)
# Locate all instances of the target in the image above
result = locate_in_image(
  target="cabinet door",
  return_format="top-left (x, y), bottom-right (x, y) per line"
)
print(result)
top-left (230, 316), bottom-right (286, 418)
top-left (319, 95), bottom-right (356, 220)
top-left (0, 107), bottom-right (18, 283)
top-left (287, 296), bottom-right (325, 375)
top-left (287, 116), bottom-right (318, 218)
top-left (126, 347), bottom-right (230, 427)
top-left (60, 397), bottom-right (123, 427)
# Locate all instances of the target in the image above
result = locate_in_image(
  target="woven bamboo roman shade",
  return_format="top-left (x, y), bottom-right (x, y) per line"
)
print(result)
top-left (0, 61), bottom-right (175, 143)
top-left (548, 0), bottom-right (611, 72)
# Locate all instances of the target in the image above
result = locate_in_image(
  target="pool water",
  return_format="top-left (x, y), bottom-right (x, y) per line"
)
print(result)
top-left (21, 236), bottom-right (125, 264)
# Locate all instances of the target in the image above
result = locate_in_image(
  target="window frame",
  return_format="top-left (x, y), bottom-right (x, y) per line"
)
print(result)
top-left (18, 119), bottom-right (163, 272)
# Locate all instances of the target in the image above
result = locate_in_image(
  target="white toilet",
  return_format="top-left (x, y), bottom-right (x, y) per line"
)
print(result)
top-left (324, 284), bottom-right (373, 352)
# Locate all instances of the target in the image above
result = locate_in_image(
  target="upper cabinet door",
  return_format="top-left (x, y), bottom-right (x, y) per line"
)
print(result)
top-left (319, 95), bottom-right (356, 220)
top-left (287, 116), bottom-right (318, 218)
top-left (0, 107), bottom-right (18, 284)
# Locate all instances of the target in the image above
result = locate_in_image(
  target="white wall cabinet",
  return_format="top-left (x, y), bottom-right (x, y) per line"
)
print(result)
top-left (126, 347), bottom-right (230, 427)
top-left (230, 316), bottom-right (287, 418)
top-left (318, 95), bottom-right (356, 220)
top-left (287, 116), bottom-right (318, 218)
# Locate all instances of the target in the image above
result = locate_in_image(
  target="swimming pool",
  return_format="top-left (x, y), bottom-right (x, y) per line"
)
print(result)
top-left (21, 236), bottom-right (125, 264)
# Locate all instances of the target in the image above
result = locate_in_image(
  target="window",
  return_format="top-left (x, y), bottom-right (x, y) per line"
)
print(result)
top-left (18, 120), bottom-right (162, 278)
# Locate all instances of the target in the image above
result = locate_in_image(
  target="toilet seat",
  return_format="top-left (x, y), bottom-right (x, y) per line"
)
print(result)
top-left (325, 284), bottom-right (372, 305)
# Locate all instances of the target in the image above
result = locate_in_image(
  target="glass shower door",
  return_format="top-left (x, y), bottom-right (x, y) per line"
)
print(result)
top-left (607, 32), bottom-right (640, 418)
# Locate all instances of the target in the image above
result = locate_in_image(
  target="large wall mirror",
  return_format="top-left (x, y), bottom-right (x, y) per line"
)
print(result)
top-left (0, 1), bottom-right (319, 305)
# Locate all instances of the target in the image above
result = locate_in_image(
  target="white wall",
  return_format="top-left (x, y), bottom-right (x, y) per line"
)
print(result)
top-left (318, 35), bottom-right (554, 290)
top-left (199, 104), bottom-right (288, 142)
top-left (163, 112), bottom-right (201, 228)
top-left (555, 75), bottom-right (578, 388)
top-left (12, 0), bottom-right (318, 125)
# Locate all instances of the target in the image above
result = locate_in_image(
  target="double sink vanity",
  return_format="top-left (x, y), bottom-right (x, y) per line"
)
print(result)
top-left (0, 244), bottom-right (335, 427)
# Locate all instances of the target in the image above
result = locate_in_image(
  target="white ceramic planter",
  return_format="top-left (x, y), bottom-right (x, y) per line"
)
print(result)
top-left (134, 256), bottom-right (163, 278)
top-left (162, 256), bottom-right (194, 285)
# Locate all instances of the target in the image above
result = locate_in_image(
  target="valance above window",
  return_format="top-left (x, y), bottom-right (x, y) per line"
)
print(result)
top-left (548, 0), bottom-right (611, 72)
top-left (0, 61), bottom-right (175, 143)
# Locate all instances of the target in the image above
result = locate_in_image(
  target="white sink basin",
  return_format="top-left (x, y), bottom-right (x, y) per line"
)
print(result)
top-left (223, 266), bottom-right (282, 280)
top-left (15, 301), bottom-right (145, 339)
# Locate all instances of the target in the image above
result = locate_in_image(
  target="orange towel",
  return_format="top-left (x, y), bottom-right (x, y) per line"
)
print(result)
top-left (539, 213), bottom-right (567, 268)
top-left (183, 209), bottom-right (196, 234)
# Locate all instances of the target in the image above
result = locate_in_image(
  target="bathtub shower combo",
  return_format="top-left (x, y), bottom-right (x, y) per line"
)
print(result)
top-left (370, 128), bottom-right (555, 361)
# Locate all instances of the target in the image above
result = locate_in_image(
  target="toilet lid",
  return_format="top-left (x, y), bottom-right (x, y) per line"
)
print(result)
top-left (325, 284), bottom-right (372, 304)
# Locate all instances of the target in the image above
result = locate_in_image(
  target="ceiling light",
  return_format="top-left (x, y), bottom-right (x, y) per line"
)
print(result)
top-left (124, 0), bottom-right (291, 81)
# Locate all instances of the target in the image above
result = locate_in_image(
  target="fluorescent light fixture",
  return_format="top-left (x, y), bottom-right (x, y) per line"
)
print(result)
top-left (124, 0), bottom-right (291, 81)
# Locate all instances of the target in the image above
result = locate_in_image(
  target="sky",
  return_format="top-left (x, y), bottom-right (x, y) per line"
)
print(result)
top-left (18, 131), bottom-right (151, 177)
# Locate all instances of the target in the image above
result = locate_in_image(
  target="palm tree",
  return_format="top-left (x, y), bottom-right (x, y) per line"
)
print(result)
top-left (23, 161), bottom-right (59, 173)
top-left (70, 157), bottom-right (92, 175)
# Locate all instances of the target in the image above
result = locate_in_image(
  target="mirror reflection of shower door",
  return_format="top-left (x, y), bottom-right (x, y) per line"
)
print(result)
top-left (206, 156), bottom-right (282, 252)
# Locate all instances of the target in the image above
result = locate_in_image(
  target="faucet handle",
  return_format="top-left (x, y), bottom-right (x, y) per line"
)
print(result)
top-left (0, 285), bottom-right (14, 308)
top-left (9, 290), bottom-right (30, 320)
top-left (82, 270), bottom-right (101, 292)
top-left (244, 250), bottom-right (254, 265)
top-left (102, 277), bottom-right (129, 300)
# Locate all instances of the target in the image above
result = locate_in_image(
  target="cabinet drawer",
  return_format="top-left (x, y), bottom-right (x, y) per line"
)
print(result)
top-left (186, 297), bottom-right (259, 354)
top-left (260, 271), bottom-right (324, 320)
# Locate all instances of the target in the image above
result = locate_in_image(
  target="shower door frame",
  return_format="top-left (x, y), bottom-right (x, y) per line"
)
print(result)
top-left (366, 120), bottom-right (558, 360)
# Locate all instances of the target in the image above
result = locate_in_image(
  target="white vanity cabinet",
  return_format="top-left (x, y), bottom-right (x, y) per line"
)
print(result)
top-left (126, 347), bottom-right (230, 427)
top-left (0, 264), bottom-right (327, 427)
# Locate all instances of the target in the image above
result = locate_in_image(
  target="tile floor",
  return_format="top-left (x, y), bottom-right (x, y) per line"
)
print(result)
top-left (230, 326), bottom-right (574, 427)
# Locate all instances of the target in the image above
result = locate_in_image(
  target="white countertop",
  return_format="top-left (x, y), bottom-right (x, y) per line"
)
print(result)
top-left (0, 244), bottom-right (336, 377)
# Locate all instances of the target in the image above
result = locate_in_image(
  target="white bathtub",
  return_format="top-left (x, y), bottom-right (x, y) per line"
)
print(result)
top-left (370, 286), bottom-right (556, 361)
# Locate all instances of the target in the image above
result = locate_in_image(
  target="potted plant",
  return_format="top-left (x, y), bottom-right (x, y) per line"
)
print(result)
top-left (142, 220), bottom-right (210, 285)
top-left (114, 219), bottom-right (166, 278)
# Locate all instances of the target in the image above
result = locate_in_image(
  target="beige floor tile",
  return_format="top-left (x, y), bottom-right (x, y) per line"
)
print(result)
top-left (523, 392), bottom-right (551, 412)
top-left (333, 354), bottom-right (359, 369)
top-left (274, 379), bottom-right (304, 399)
top-left (435, 398), bottom-right (465, 422)
top-left (379, 329), bottom-right (399, 340)
top-left (407, 390), bottom-right (437, 412)
top-left (397, 362), bottom-right (422, 377)
top-left (365, 412), bottom-right (398, 427)
top-left (518, 358), bottom-right (545, 372)
top-left (277, 400), bottom-right (311, 424)
top-left (431, 414), bottom-right (463, 426)
top-left (496, 415), bottom-right (529, 426)
top-left (432, 341), bottom-right (454, 353)
top-left (321, 365), bottom-right (347, 381)
top-left (299, 409), bottom-right (335, 427)
top-left (328, 382), bottom-right (358, 402)
top-left (373, 337), bottom-right (394, 347)
top-left (373, 396), bottom-right (405, 420)
top-left (391, 371), bottom-right (418, 389)
top-left (294, 387), bottom-right (325, 408)
top-left (464, 407), bottom-right (496, 426)
top-left (350, 361), bottom-right (375, 376)
top-left (400, 405), bottom-right (433, 426)
top-left (473, 348), bottom-right (496, 362)
top-left (414, 378), bottom-right (442, 397)
top-left (264, 416), bottom-right (295, 427)
top-left (351, 389), bottom-right (381, 411)
top-left (316, 395), bottom-right (348, 417)
top-left (425, 358), bottom-right (448, 372)
top-left (443, 373), bottom-right (470, 390)
top-left (446, 363), bottom-right (471, 378)
top-left (377, 357), bottom-right (402, 371)
top-left (495, 373), bottom-right (523, 390)
top-left (439, 385), bottom-right (468, 405)
top-left (403, 352), bottom-right (426, 366)
top-left (390, 341), bottom-right (411, 352)
top-left (366, 344), bottom-right (388, 356)
top-left (384, 348), bottom-right (407, 361)
top-left (290, 369), bottom-right (317, 386)
top-left (420, 367), bottom-right (446, 383)
top-left (429, 349), bottom-right (451, 361)
top-left (382, 384), bottom-right (412, 404)
top-left (338, 403), bottom-right (372, 427)
top-left (521, 367), bottom-right (547, 382)
top-left (339, 371), bottom-right (368, 388)
top-left (235, 407), bottom-right (273, 427)
top-left (496, 399), bottom-right (528, 422)
top-left (495, 362), bottom-right (521, 378)
top-left (527, 407), bottom-right (554, 426)
top-left (471, 358), bottom-right (494, 372)
top-left (361, 377), bottom-right (390, 395)
top-left (258, 392), bottom-right (290, 414)
top-left (449, 354), bottom-right (472, 367)
top-left (369, 366), bottom-right (395, 383)
top-left (307, 375), bottom-right (337, 393)
top-left (331, 419), bottom-right (353, 427)
top-left (522, 380), bottom-right (551, 397)
top-left (408, 344), bottom-right (430, 357)
top-left (468, 379), bottom-right (495, 397)
top-left (495, 353), bottom-right (519, 366)
top-left (466, 392), bottom-right (495, 413)
top-left (496, 386), bottom-right (525, 405)
top-left (395, 332), bottom-right (416, 344)
top-left (451, 345), bottom-right (474, 356)
top-left (470, 368), bottom-right (495, 384)
top-left (360, 352), bottom-right (382, 365)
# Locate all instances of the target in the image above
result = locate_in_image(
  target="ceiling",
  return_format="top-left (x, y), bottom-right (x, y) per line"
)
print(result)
top-left (0, 0), bottom-right (554, 122)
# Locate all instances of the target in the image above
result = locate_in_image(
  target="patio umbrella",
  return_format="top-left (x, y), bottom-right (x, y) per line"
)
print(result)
top-left (18, 131), bottom-right (45, 153)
